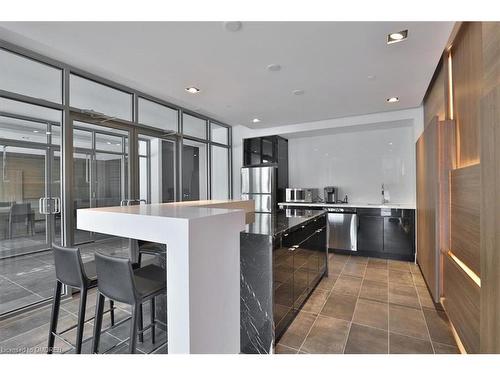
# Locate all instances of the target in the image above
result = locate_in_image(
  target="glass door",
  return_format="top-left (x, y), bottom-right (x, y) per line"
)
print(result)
top-left (0, 113), bottom-right (61, 316)
top-left (138, 134), bottom-right (176, 204)
top-left (72, 120), bottom-right (129, 246)
top-left (0, 145), bottom-right (49, 257)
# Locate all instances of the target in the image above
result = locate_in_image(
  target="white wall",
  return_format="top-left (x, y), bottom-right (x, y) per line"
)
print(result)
top-left (232, 107), bottom-right (424, 205)
top-left (288, 124), bottom-right (415, 204)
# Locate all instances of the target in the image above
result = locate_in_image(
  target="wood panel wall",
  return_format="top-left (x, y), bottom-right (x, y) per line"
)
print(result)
top-left (480, 22), bottom-right (500, 354)
top-left (424, 58), bottom-right (447, 127)
top-left (452, 22), bottom-right (483, 167)
top-left (416, 118), bottom-right (438, 299)
top-left (416, 118), bottom-right (455, 302)
top-left (450, 165), bottom-right (481, 275)
top-left (443, 253), bottom-right (480, 353)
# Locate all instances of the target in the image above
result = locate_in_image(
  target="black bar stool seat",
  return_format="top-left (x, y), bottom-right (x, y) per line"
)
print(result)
top-left (133, 264), bottom-right (166, 298)
top-left (47, 244), bottom-right (116, 354)
top-left (92, 252), bottom-right (167, 354)
top-left (137, 241), bottom-right (166, 266)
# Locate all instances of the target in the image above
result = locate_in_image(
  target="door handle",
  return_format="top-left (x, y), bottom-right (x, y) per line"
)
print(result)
top-left (39, 197), bottom-right (46, 214)
top-left (53, 197), bottom-right (61, 214)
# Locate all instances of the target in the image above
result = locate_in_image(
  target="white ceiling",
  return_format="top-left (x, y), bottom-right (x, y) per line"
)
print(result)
top-left (0, 22), bottom-right (454, 128)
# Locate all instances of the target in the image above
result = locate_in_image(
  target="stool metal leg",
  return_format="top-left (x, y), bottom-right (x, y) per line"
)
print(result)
top-left (110, 300), bottom-right (115, 326)
top-left (75, 287), bottom-right (87, 354)
top-left (138, 304), bottom-right (144, 343)
top-left (92, 292), bottom-right (105, 354)
top-left (47, 280), bottom-right (62, 354)
top-left (150, 297), bottom-right (156, 345)
top-left (129, 304), bottom-right (140, 354)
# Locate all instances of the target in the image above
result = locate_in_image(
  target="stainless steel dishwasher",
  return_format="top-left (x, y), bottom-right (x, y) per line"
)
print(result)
top-left (325, 207), bottom-right (358, 251)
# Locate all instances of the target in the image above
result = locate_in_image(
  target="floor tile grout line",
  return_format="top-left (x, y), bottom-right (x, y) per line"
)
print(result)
top-left (342, 256), bottom-right (369, 354)
top-left (275, 342), bottom-right (299, 353)
top-left (413, 268), bottom-right (436, 354)
top-left (1, 274), bottom-right (46, 300)
top-left (297, 253), bottom-right (350, 353)
top-left (0, 290), bottom-right (134, 346)
top-left (387, 260), bottom-right (390, 353)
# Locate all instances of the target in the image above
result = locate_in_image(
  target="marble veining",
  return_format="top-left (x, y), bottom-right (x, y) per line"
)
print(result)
top-left (243, 209), bottom-right (326, 237)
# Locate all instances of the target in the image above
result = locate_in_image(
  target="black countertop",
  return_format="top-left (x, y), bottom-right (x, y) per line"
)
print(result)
top-left (242, 209), bottom-right (326, 237)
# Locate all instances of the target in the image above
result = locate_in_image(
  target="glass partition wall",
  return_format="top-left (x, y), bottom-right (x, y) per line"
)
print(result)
top-left (0, 41), bottom-right (232, 317)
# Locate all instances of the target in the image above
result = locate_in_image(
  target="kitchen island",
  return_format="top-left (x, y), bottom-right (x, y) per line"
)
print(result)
top-left (77, 200), bottom-right (252, 354)
top-left (240, 209), bottom-right (328, 354)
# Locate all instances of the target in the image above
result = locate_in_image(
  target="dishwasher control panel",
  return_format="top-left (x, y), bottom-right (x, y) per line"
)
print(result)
top-left (325, 207), bottom-right (357, 214)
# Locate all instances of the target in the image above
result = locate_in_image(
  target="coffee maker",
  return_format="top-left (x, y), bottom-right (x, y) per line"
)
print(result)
top-left (324, 186), bottom-right (338, 203)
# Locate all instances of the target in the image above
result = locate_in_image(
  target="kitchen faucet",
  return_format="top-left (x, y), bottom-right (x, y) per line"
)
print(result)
top-left (381, 183), bottom-right (389, 204)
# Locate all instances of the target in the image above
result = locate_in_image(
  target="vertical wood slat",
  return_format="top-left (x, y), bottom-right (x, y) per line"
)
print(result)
top-left (443, 252), bottom-right (480, 353)
top-left (480, 22), bottom-right (500, 354)
top-left (416, 117), bottom-right (455, 302)
top-left (424, 57), bottom-right (447, 127)
top-left (450, 164), bottom-right (481, 276)
top-left (452, 22), bottom-right (483, 167)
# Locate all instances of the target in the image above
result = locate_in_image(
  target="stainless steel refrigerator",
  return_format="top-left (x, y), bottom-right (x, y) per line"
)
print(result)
top-left (241, 166), bottom-right (277, 213)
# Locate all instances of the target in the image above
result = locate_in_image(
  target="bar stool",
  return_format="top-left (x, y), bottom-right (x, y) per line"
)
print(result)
top-left (92, 252), bottom-right (166, 354)
top-left (47, 244), bottom-right (115, 354)
top-left (136, 240), bottom-right (166, 342)
top-left (137, 240), bottom-right (166, 266)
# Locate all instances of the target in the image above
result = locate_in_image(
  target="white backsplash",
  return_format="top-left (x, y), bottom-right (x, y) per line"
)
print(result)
top-left (288, 125), bottom-right (415, 204)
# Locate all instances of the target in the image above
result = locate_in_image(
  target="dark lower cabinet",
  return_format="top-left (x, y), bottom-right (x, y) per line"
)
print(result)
top-left (357, 208), bottom-right (415, 261)
top-left (383, 217), bottom-right (413, 256)
top-left (274, 215), bottom-right (327, 340)
top-left (358, 215), bottom-right (384, 252)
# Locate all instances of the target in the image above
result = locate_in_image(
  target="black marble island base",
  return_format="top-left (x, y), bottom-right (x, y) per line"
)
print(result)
top-left (240, 209), bottom-right (328, 354)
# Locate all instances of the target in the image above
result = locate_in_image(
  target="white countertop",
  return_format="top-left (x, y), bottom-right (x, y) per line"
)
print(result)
top-left (279, 202), bottom-right (416, 210)
top-left (76, 199), bottom-right (251, 354)
top-left (77, 199), bottom-right (254, 221)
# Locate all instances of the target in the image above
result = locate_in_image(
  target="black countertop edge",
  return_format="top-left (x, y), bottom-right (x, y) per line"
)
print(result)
top-left (242, 209), bottom-right (326, 237)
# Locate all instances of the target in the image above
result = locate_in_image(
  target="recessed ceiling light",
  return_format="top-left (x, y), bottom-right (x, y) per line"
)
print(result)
top-left (185, 87), bottom-right (200, 94)
top-left (252, 118), bottom-right (261, 123)
top-left (46, 131), bottom-right (52, 135)
top-left (224, 21), bottom-right (242, 32)
top-left (266, 64), bottom-right (281, 72)
top-left (106, 141), bottom-right (112, 145)
top-left (33, 130), bottom-right (39, 133)
top-left (292, 89), bottom-right (305, 96)
top-left (386, 97), bottom-right (399, 103)
top-left (367, 75), bottom-right (376, 80)
top-left (387, 30), bottom-right (408, 44)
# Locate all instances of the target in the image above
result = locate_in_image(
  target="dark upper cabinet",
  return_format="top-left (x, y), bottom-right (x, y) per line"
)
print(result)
top-left (243, 135), bottom-right (288, 167)
top-left (358, 215), bottom-right (384, 252)
top-left (244, 138), bottom-right (261, 166)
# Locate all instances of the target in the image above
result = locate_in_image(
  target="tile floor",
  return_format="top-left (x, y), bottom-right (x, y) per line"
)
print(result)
top-left (0, 286), bottom-right (167, 354)
top-left (276, 253), bottom-right (460, 354)
top-left (0, 238), bottom-right (130, 315)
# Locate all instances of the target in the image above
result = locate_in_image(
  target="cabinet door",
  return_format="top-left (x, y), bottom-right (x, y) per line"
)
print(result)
top-left (261, 137), bottom-right (276, 164)
top-left (292, 245), bottom-right (309, 309)
top-left (316, 226), bottom-right (328, 275)
top-left (243, 138), bottom-right (261, 166)
top-left (383, 216), bottom-right (412, 255)
top-left (358, 216), bottom-right (384, 252)
top-left (273, 242), bottom-right (295, 337)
